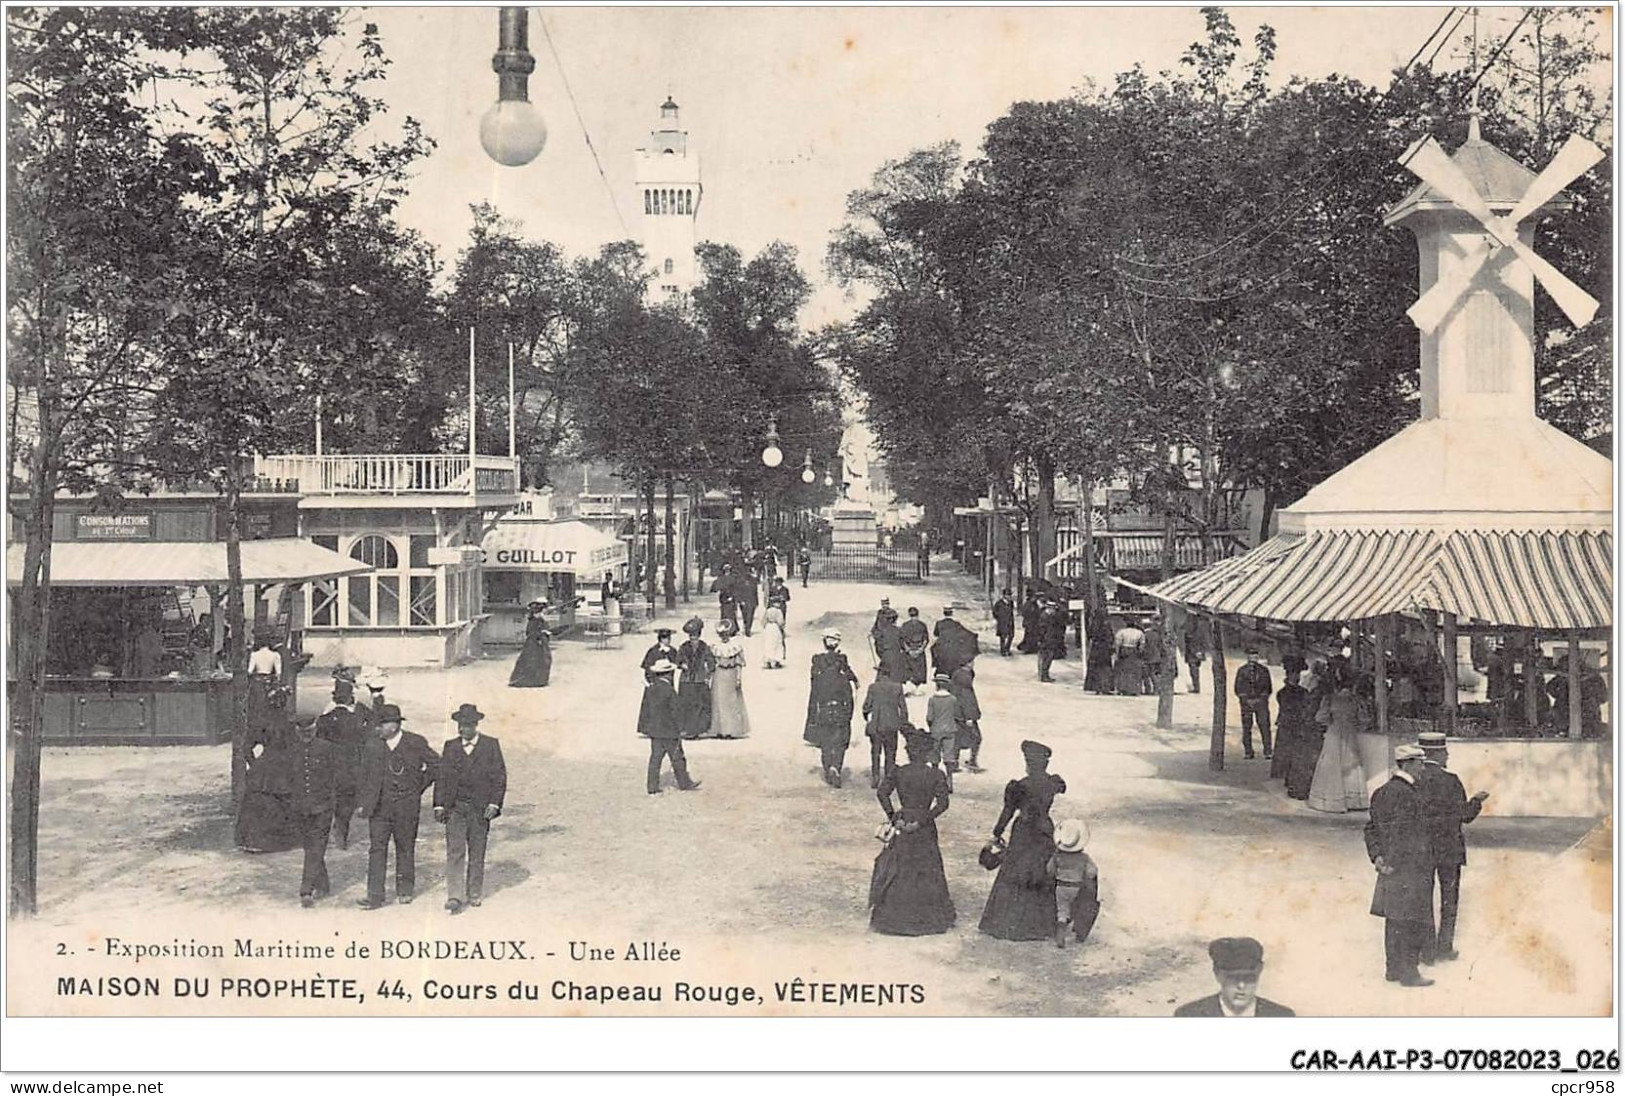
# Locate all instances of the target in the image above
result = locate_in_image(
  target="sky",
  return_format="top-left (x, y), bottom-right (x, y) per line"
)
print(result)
top-left (368, 5), bottom-right (1485, 330)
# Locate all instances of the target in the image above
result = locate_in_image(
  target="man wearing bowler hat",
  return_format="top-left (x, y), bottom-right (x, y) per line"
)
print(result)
top-left (355, 703), bottom-right (439, 909)
top-left (1365, 745), bottom-right (1435, 986)
top-left (1175, 937), bottom-right (1295, 1016)
top-left (435, 704), bottom-right (507, 915)
top-left (1416, 731), bottom-right (1489, 963)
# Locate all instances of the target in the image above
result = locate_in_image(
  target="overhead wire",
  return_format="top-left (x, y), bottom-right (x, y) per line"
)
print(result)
top-left (1397, 7), bottom-right (1458, 77)
top-left (1423, 7), bottom-right (1469, 69)
top-left (537, 12), bottom-right (631, 241)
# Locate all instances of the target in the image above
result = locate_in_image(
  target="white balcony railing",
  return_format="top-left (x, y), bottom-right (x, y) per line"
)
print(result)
top-left (254, 454), bottom-right (521, 496)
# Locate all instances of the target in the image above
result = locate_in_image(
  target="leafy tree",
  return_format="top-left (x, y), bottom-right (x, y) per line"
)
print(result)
top-left (5, 7), bottom-right (207, 914)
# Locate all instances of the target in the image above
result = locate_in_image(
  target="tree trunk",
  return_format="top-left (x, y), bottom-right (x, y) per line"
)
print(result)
top-left (1034, 451), bottom-right (1057, 581)
top-left (739, 487), bottom-right (754, 552)
top-left (663, 472), bottom-right (677, 610)
top-left (1256, 486), bottom-right (1277, 546)
top-left (644, 478), bottom-right (658, 609)
top-left (9, 436), bottom-right (58, 916)
top-left (225, 469), bottom-right (249, 814)
top-left (1156, 604), bottom-right (1176, 729)
top-left (1209, 617), bottom-right (1228, 771)
top-left (1080, 481), bottom-right (1100, 614)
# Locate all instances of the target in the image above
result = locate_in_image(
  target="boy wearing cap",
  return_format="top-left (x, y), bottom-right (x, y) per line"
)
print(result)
top-left (1416, 732), bottom-right (1489, 963)
top-left (1174, 937), bottom-right (1295, 1016)
top-left (354, 704), bottom-right (440, 909)
top-left (1365, 745), bottom-right (1435, 986)
top-left (435, 704), bottom-right (507, 914)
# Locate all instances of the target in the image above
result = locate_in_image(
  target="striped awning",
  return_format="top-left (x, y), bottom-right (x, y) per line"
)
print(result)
top-left (1146, 529), bottom-right (1611, 630)
top-left (6, 539), bottom-right (371, 587)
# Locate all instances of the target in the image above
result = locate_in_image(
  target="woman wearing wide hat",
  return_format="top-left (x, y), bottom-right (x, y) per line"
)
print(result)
top-left (804, 628), bottom-right (860, 787)
top-left (869, 728), bottom-right (956, 936)
top-left (509, 600), bottom-right (557, 688)
top-left (979, 739), bottom-right (1068, 940)
top-left (675, 617), bottom-right (715, 739)
top-left (707, 618), bottom-right (752, 739)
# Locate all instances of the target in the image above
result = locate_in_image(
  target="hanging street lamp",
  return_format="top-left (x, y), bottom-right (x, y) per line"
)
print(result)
top-left (801, 450), bottom-right (816, 484)
top-left (480, 7), bottom-right (548, 167)
top-left (760, 417), bottom-right (783, 468)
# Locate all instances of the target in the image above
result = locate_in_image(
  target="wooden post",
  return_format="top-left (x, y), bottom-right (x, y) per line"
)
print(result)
top-left (1440, 611), bottom-right (1458, 735)
top-left (1568, 634), bottom-right (1583, 740)
top-left (1209, 617), bottom-right (1228, 771)
top-left (1374, 616), bottom-right (1390, 735)
top-left (1524, 630), bottom-right (1541, 728)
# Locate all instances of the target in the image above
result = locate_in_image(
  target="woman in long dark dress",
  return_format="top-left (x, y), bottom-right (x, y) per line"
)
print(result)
top-left (1273, 672), bottom-right (1312, 784)
top-left (509, 600), bottom-right (555, 687)
top-left (979, 739), bottom-right (1067, 941)
top-left (236, 694), bottom-right (299, 853)
top-left (870, 729), bottom-right (956, 936)
top-left (675, 617), bottom-right (715, 739)
top-left (804, 628), bottom-right (860, 788)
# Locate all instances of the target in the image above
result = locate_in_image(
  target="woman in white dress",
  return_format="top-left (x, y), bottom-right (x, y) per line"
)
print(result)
top-left (762, 604), bottom-right (787, 668)
top-left (1307, 667), bottom-right (1369, 813)
top-left (708, 619), bottom-right (752, 739)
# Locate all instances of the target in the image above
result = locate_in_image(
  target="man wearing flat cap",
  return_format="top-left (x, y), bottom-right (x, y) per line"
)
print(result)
top-left (1416, 732), bottom-right (1489, 963)
top-left (1175, 937), bottom-right (1295, 1016)
top-left (355, 703), bottom-right (439, 909)
top-left (1365, 745), bottom-right (1435, 986)
top-left (435, 704), bottom-right (507, 915)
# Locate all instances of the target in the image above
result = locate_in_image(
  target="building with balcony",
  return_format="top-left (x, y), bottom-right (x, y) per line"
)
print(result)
top-left (253, 451), bottom-right (522, 669)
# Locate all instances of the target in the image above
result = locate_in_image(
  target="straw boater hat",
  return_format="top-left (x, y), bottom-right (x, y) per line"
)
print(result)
top-left (452, 703), bottom-right (484, 724)
top-left (527, 599), bottom-right (549, 611)
top-left (717, 618), bottom-right (738, 637)
top-left (1054, 818), bottom-right (1089, 854)
top-left (1417, 731), bottom-right (1448, 752)
top-left (822, 627), bottom-right (842, 641)
top-left (1394, 744), bottom-right (1426, 762)
top-left (648, 658), bottom-right (677, 675)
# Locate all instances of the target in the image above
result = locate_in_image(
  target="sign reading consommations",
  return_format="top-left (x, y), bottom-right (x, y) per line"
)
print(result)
top-left (76, 513), bottom-right (153, 540)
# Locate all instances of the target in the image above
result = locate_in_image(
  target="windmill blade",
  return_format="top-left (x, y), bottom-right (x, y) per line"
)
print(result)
top-left (1507, 236), bottom-right (1600, 328)
top-left (1508, 135), bottom-right (1606, 224)
top-left (1407, 237), bottom-right (1496, 332)
top-left (1399, 137), bottom-right (1517, 247)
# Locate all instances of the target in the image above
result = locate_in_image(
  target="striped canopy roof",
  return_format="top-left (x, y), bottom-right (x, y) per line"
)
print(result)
top-left (1146, 528), bottom-right (1612, 631)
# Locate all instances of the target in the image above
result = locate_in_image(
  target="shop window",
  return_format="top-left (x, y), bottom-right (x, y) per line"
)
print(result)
top-left (410, 575), bottom-right (436, 626)
top-left (409, 534), bottom-right (435, 569)
top-left (347, 575), bottom-right (372, 626)
top-left (376, 574), bottom-right (401, 626)
top-left (311, 579), bottom-right (337, 627)
top-left (349, 534), bottom-right (398, 569)
top-left (486, 571), bottom-right (522, 605)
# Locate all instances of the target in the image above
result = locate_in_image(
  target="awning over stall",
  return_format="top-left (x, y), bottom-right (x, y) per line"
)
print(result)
top-left (1146, 528), bottom-right (1612, 631)
top-left (479, 519), bottom-right (628, 578)
top-left (6, 538), bottom-right (372, 587)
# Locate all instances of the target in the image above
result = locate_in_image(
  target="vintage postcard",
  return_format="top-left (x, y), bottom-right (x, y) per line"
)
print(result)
top-left (3, 2), bottom-right (1617, 1075)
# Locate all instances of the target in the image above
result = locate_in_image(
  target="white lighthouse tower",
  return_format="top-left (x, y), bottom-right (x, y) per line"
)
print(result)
top-left (634, 97), bottom-right (702, 302)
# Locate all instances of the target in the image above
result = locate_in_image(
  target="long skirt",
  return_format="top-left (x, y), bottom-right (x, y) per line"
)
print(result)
top-left (1307, 726), bottom-right (1368, 813)
top-left (978, 818), bottom-right (1057, 941)
top-left (677, 680), bottom-right (713, 739)
top-left (1112, 654), bottom-right (1144, 695)
top-left (708, 666), bottom-right (751, 739)
top-left (900, 650), bottom-right (928, 686)
top-left (870, 822), bottom-right (956, 936)
top-left (1286, 725), bottom-right (1322, 800)
top-left (1084, 646), bottom-right (1113, 693)
top-left (509, 635), bottom-right (552, 687)
top-left (764, 623), bottom-right (787, 666)
top-left (237, 751), bottom-right (298, 853)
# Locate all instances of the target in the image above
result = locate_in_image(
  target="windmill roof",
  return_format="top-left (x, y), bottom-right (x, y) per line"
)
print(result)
top-left (1278, 416), bottom-right (1612, 534)
top-left (1384, 132), bottom-right (1569, 225)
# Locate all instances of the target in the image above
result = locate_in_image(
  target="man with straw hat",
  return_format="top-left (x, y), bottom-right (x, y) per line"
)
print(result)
top-left (434, 703), bottom-right (507, 915)
top-left (1365, 745), bottom-right (1435, 987)
top-left (638, 658), bottom-right (700, 794)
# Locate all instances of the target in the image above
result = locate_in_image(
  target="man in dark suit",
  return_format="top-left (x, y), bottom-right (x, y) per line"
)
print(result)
top-left (992, 590), bottom-right (1016, 657)
top-left (738, 561), bottom-right (760, 636)
top-left (1417, 732), bottom-right (1489, 963)
top-left (288, 718), bottom-right (339, 908)
top-left (1174, 937), bottom-right (1295, 1016)
top-left (710, 564), bottom-right (740, 631)
top-left (316, 683), bottom-right (366, 849)
top-left (355, 703), bottom-right (439, 909)
top-left (1233, 649), bottom-right (1274, 760)
top-left (434, 704), bottom-right (507, 915)
top-left (638, 659), bottom-right (699, 794)
top-left (1365, 745), bottom-right (1435, 986)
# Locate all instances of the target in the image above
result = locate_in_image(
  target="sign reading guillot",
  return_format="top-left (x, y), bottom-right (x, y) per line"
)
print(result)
top-left (479, 519), bottom-right (628, 577)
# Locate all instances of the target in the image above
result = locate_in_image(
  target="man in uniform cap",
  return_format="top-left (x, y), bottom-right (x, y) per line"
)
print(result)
top-left (288, 718), bottom-right (338, 908)
top-left (434, 703), bottom-right (507, 915)
top-left (354, 703), bottom-right (439, 909)
top-left (1365, 745), bottom-right (1435, 986)
top-left (1174, 937), bottom-right (1295, 1016)
top-left (1416, 732), bottom-right (1488, 963)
